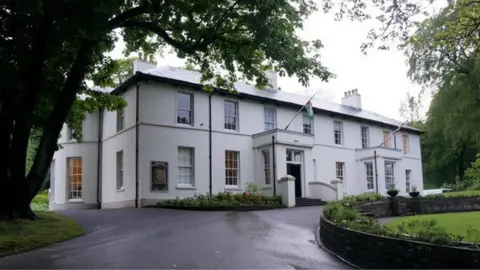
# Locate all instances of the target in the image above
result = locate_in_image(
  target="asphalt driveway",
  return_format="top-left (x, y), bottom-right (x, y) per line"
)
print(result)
top-left (0, 206), bottom-right (350, 269)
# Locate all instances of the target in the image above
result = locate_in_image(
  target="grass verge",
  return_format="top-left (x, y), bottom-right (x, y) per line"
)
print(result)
top-left (0, 191), bottom-right (83, 258)
top-left (385, 212), bottom-right (480, 242)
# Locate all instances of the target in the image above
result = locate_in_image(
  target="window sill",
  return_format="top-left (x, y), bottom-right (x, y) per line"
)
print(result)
top-left (261, 185), bottom-right (273, 190)
top-left (223, 128), bottom-right (239, 133)
top-left (176, 185), bottom-right (196, 190)
top-left (225, 186), bottom-right (242, 191)
top-left (66, 199), bottom-right (84, 204)
top-left (116, 187), bottom-right (125, 193)
top-left (176, 123), bottom-right (194, 127)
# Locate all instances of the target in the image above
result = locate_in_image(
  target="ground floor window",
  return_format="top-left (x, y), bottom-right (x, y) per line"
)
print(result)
top-left (261, 149), bottom-right (271, 185)
top-left (385, 161), bottom-right (395, 189)
top-left (178, 147), bottom-right (195, 186)
top-left (225, 150), bottom-right (240, 186)
top-left (152, 162), bottom-right (168, 191)
top-left (67, 157), bottom-right (82, 200)
top-left (406, 169), bottom-right (411, 192)
top-left (335, 162), bottom-right (345, 182)
top-left (365, 162), bottom-right (374, 190)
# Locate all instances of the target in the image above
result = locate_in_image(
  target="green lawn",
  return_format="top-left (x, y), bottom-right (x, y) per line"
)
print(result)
top-left (0, 192), bottom-right (83, 257)
top-left (386, 212), bottom-right (480, 242)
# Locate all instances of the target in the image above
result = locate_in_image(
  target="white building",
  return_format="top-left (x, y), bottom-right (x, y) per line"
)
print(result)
top-left (49, 59), bottom-right (424, 210)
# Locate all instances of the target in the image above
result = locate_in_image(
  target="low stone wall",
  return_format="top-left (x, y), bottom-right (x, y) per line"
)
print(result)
top-left (319, 215), bottom-right (480, 269)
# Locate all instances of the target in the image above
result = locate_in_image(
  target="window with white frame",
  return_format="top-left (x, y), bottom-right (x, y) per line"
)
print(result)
top-left (67, 157), bottom-right (82, 199)
top-left (151, 162), bottom-right (168, 191)
top-left (361, 126), bottom-right (369, 148)
top-left (225, 150), bottom-right (240, 186)
top-left (224, 100), bottom-right (238, 131)
top-left (303, 114), bottom-right (313, 134)
top-left (116, 151), bottom-right (124, 190)
top-left (176, 92), bottom-right (193, 125)
top-left (178, 147), bottom-right (194, 186)
top-left (264, 107), bottom-right (277, 131)
top-left (261, 149), bottom-right (271, 185)
top-left (406, 169), bottom-right (411, 192)
top-left (333, 121), bottom-right (343, 145)
top-left (403, 134), bottom-right (409, 155)
top-left (383, 130), bottom-right (391, 148)
top-left (286, 149), bottom-right (302, 163)
top-left (117, 108), bottom-right (124, 132)
top-left (385, 161), bottom-right (395, 189)
top-left (365, 162), bottom-right (374, 190)
top-left (335, 162), bottom-right (345, 182)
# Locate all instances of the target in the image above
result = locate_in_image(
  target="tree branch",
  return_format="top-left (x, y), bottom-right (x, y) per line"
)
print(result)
top-left (107, 1), bottom-right (153, 30)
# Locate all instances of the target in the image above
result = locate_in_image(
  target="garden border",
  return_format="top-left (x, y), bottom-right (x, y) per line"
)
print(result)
top-left (154, 204), bottom-right (287, 211)
top-left (319, 214), bottom-right (480, 269)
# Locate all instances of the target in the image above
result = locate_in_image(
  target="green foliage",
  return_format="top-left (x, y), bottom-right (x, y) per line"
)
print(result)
top-left (425, 190), bottom-right (480, 199)
top-left (159, 192), bottom-right (282, 207)
top-left (245, 182), bottom-right (261, 194)
top-left (30, 191), bottom-right (49, 211)
top-left (323, 193), bottom-right (480, 246)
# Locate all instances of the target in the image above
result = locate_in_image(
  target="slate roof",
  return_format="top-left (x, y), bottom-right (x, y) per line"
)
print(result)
top-left (112, 65), bottom-right (422, 134)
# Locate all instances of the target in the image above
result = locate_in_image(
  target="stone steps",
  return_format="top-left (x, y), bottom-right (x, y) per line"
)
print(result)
top-left (294, 198), bottom-right (327, 207)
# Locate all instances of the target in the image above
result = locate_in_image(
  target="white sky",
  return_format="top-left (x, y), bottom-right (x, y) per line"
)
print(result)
top-left (108, 4), bottom-right (445, 121)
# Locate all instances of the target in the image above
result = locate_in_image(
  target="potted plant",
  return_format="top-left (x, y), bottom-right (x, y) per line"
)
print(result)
top-left (387, 184), bottom-right (399, 197)
top-left (409, 185), bottom-right (420, 198)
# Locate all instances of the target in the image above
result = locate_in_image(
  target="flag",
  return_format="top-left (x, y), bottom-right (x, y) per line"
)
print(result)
top-left (304, 100), bottom-right (314, 118)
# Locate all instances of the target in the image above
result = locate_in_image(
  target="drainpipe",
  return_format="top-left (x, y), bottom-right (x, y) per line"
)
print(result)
top-left (96, 108), bottom-right (104, 209)
top-left (208, 93), bottom-right (213, 195)
top-left (135, 83), bottom-right (140, 208)
top-left (272, 135), bottom-right (277, 196)
top-left (374, 150), bottom-right (379, 194)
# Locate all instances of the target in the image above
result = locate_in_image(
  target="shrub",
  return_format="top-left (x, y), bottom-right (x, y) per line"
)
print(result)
top-left (323, 193), bottom-right (477, 247)
top-left (425, 190), bottom-right (480, 199)
top-left (245, 182), bottom-right (261, 194)
top-left (159, 192), bottom-right (282, 207)
top-left (31, 190), bottom-right (49, 211)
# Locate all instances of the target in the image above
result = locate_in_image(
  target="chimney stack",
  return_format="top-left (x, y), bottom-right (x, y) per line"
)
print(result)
top-left (266, 70), bottom-right (278, 92)
top-left (341, 88), bottom-right (362, 109)
top-left (133, 51), bottom-right (157, 73)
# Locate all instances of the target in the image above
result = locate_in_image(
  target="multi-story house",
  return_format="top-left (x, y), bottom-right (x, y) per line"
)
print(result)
top-left (49, 59), bottom-right (424, 210)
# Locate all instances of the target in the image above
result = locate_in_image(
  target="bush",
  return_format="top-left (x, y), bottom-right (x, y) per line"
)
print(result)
top-left (323, 193), bottom-right (476, 247)
top-left (425, 190), bottom-right (480, 198)
top-left (159, 192), bottom-right (282, 207)
top-left (31, 190), bottom-right (49, 211)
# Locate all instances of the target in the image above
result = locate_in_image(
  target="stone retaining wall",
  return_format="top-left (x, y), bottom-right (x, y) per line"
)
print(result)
top-left (319, 215), bottom-right (480, 269)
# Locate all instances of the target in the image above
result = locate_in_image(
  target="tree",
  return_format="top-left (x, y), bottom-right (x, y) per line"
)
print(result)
top-left (399, 92), bottom-right (423, 123)
top-left (1, 0), bottom-right (335, 220)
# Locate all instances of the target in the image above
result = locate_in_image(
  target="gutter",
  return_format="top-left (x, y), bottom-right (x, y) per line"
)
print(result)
top-left (208, 93), bottom-right (213, 195)
top-left (96, 108), bottom-right (104, 209)
top-left (135, 83), bottom-right (140, 208)
top-left (272, 135), bottom-right (277, 196)
top-left (374, 150), bottom-right (379, 194)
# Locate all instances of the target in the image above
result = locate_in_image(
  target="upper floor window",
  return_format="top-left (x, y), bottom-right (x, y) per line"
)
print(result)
top-left (224, 101), bottom-right (238, 131)
top-left (403, 134), bottom-right (409, 155)
top-left (66, 122), bottom-right (82, 141)
top-left (383, 130), bottom-right (391, 148)
top-left (361, 126), bottom-right (369, 148)
top-left (303, 114), bottom-right (313, 134)
top-left (264, 107), bottom-right (277, 131)
top-left (117, 108), bottom-right (124, 132)
top-left (333, 121), bottom-right (343, 145)
top-left (177, 92), bottom-right (193, 125)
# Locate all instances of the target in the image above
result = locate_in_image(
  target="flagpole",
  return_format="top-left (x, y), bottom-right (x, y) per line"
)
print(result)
top-left (284, 92), bottom-right (317, 130)
top-left (377, 120), bottom-right (407, 147)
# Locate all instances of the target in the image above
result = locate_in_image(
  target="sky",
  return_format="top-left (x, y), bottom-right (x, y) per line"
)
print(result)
top-left (108, 4), bottom-right (440, 121)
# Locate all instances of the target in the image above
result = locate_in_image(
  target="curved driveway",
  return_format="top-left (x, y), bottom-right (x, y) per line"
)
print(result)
top-left (0, 206), bottom-right (350, 269)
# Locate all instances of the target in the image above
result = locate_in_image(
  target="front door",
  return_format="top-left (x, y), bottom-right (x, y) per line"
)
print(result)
top-left (287, 163), bottom-right (302, 197)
